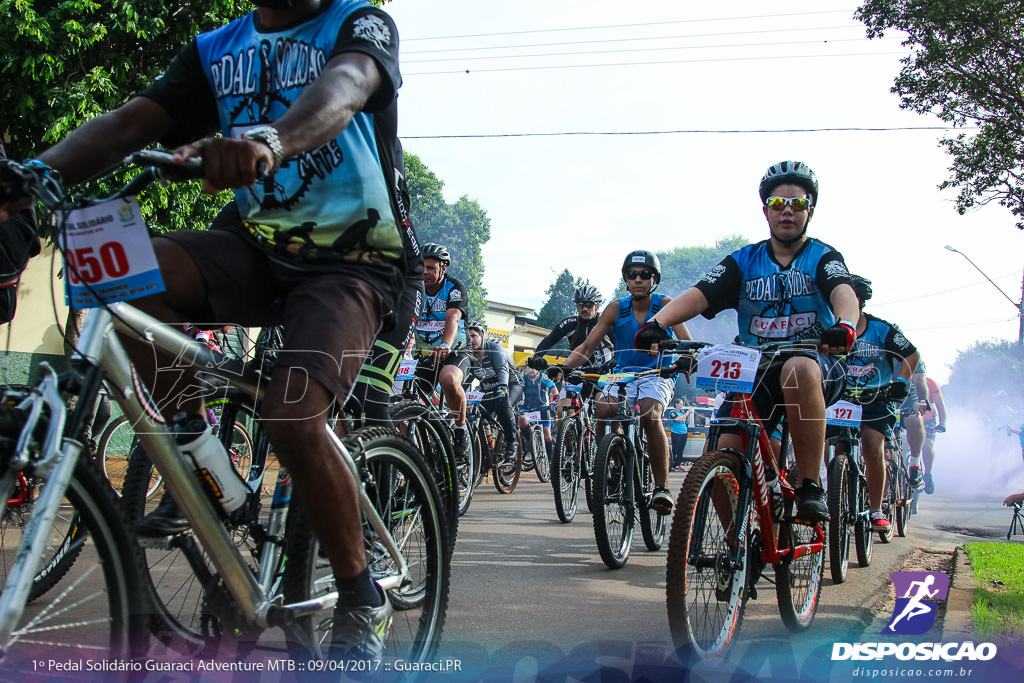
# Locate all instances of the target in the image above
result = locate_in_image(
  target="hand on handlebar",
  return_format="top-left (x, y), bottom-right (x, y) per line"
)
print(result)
top-left (660, 355), bottom-right (698, 379)
top-left (820, 321), bottom-right (856, 355)
top-left (429, 343), bottom-right (451, 363)
top-left (634, 320), bottom-right (671, 354)
top-left (174, 137), bottom-right (272, 193)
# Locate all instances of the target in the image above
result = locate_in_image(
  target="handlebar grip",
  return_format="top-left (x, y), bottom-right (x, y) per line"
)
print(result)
top-left (129, 150), bottom-right (205, 180)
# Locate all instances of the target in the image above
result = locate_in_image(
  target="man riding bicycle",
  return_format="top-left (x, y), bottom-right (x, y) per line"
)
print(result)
top-left (465, 320), bottom-right (523, 462)
top-left (413, 242), bottom-right (474, 460)
top-left (831, 275), bottom-right (920, 531)
top-left (519, 364), bottom-right (557, 462)
top-left (562, 250), bottom-right (691, 516)
top-left (920, 369), bottom-right (947, 494)
top-left (637, 160), bottom-right (858, 525)
top-left (528, 284), bottom-right (614, 426)
top-left (0, 0), bottom-right (407, 659)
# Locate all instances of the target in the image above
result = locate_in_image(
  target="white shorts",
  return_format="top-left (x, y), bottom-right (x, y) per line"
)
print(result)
top-left (624, 375), bottom-right (674, 410)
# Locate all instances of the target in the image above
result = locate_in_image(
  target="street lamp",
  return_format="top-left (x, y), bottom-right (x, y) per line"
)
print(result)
top-left (944, 245), bottom-right (1024, 346)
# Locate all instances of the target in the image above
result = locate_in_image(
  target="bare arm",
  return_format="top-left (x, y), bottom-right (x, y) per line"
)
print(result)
top-left (830, 283), bottom-right (860, 326)
top-left (174, 52), bottom-right (383, 191)
top-left (659, 293), bottom-right (694, 341)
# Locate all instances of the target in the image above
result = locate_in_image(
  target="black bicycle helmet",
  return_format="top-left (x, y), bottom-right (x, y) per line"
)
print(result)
top-left (421, 243), bottom-right (451, 266)
top-left (850, 274), bottom-right (873, 302)
top-left (758, 160), bottom-right (819, 206)
top-left (573, 284), bottom-right (602, 304)
top-left (621, 250), bottom-right (661, 282)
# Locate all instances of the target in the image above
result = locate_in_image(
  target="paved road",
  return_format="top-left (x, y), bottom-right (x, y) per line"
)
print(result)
top-left (434, 467), bottom-right (1021, 681)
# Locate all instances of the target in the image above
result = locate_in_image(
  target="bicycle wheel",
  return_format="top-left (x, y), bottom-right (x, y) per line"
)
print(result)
top-left (283, 429), bottom-right (449, 664)
top-left (666, 450), bottom-right (748, 663)
top-left (826, 455), bottom-right (851, 584)
top-left (97, 414), bottom-right (152, 496)
top-left (532, 428), bottom-right (550, 483)
top-left (775, 519), bottom-right (825, 632)
top-left (637, 453), bottom-right (666, 551)
top-left (895, 464), bottom-right (911, 538)
top-left (592, 434), bottom-right (634, 569)
top-left (0, 454), bottom-right (148, 666)
top-left (121, 435), bottom-right (274, 655)
top-left (878, 461), bottom-right (896, 543)
top-left (583, 428), bottom-right (597, 514)
top-left (551, 419), bottom-right (581, 523)
top-left (853, 475), bottom-right (873, 568)
top-left (492, 431), bottom-right (522, 494)
top-left (389, 403), bottom-right (462, 541)
top-left (470, 419), bottom-right (487, 490)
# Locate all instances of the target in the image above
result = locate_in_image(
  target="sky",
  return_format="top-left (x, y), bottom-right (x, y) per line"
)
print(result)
top-left (385, 0), bottom-right (1024, 384)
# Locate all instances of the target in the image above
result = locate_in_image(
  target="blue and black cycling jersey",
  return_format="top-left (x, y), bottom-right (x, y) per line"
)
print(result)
top-left (467, 340), bottom-right (522, 395)
top-left (614, 293), bottom-right (674, 371)
top-left (415, 274), bottom-right (468, 351)
top-left (521, 373), bottom-right (556, 411)
top-left (535, 315), bottom-right (614, 364)
top-left (846, 313), bottom-right (917, 390)
top-left (694, 238), bottom-right (852, 346)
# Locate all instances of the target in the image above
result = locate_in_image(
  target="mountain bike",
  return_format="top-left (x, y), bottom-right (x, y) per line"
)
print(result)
top-left (549, 372), bottom-right (601, 523)
top-left (584, 362), bottom-right (683, 570)
top-left (0, 153), bottom-right (449, 668)
top-left (665, 340), bottom-right (827, 663)
top-left (881, 420), bottom-right (913, 542)
top-left (518, 413), bottom-right (550, 483)
top-left (471, 401), bottom-right (523, 494)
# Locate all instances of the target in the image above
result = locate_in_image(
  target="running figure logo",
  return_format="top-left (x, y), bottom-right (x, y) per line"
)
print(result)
top-left (885, 571), bottom-right (950, 635)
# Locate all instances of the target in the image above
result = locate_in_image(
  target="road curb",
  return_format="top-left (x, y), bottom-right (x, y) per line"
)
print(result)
top-left (943, 544), bottom-right (976, 641)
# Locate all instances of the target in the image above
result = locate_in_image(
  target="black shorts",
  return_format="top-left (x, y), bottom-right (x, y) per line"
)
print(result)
top-left (159, 229), bottom-right (388, 405)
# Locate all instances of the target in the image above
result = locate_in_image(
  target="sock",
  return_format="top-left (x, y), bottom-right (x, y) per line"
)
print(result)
top-left (455, 423), bottom-right (467, 432)
top-left (909, 456), bottom-right (922, 468)
top-left (870, 508), bottom-right (883, 518)
top-left (336, 568), bottom-right (383, 608)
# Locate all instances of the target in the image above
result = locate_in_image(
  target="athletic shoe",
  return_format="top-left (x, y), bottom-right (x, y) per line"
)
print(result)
top-left (793, 479), bottom-right (830, 524)
top-left (651, 486), bottom-right (674, 516)
top-left (135, 493), bottom-right (188, 537)
top-left (908, 465), bottom-right (924, 489)
top-left (871, 512), bottom-right (891, 532)
top-left (453, 428), bottom-right (470, 462)
top-left (503, 435), bottom-right (519, 464)
top-left (923, 472), bottom-right (935, 494)
top-left (328, 587), bottom-right (393, 661)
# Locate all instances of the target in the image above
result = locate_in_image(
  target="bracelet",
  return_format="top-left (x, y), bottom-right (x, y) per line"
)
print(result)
top-left (895, 376), bottom-right (910, 386)
top-left (436, 342), bottom-right (451, 349)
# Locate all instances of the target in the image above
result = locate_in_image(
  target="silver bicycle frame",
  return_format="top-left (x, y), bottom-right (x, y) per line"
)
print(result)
top-left (0, 301), bottom-right (410, 648)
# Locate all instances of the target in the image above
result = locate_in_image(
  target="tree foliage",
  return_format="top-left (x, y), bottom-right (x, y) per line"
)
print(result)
top-left (404, 152), bottom-right (491, 319)
top-left (944, 339), bottom-right (1024, 412)
top-left (535, 269), bottom-right (602, 335)
top-left (613, 235), bottom-right (749, 345)
top-left (856, 0), bottom-right (1024, 229)
top-left (1, 0), bottom-right (257, 233)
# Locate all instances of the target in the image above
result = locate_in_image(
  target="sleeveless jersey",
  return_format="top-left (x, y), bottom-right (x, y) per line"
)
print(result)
top-left (614, 294), bottom-right (672, 371)
top-left (522, 373), bottom-right (556, 410)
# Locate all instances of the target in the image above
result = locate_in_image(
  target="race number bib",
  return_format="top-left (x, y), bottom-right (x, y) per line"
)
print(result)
top-left (395, 358), bottom-right (417, 380)
top-left (60, 197), bottom-right (165, 308)
top-left (598, 372), bottom-right (634, 388)
top-left (465, 391), bottom-right (484, 404)
top-left (695, 344), bottom-right (762, 393)
top-left (826, 400), bottom-right (863, 427)
top-left (524, 411), bottom-right (541, 422)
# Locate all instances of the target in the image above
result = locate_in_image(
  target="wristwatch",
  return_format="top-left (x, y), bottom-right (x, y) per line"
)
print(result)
top-left (242, 126), bottom-right (284, 174)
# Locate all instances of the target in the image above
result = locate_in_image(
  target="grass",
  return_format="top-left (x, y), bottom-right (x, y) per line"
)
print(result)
top-left (964, 542), bottom-right (1024, 642)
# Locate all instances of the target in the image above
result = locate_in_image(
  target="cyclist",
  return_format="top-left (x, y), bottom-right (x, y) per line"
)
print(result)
top-left (1, 0), bottom-right (407, 659)
top-left (637, 160), bottom-right (857, 525)
top-left (563, 250), bottom-right (691, 515)
top-left (897, 360), bottom-right (930, 489)
top-left (519, 364), bottom-right (557, 462)
top-left (920, 369), bottom-right (947, 494)
top-left (832, 275), bottom-right (920, 532)
top-left (465, 320), bottom-right (523, 462)
top-left (413, 242), bottom-right (474, 460)
top-left (528, 284), bottom-right (613, 425)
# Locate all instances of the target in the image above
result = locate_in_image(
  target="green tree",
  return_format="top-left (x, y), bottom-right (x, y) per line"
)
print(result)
top-left (535, 269), bottom-right (602, 334)
top-left (856, 0), bottom-right (1024, 229)
top-left (404, 152), bottom-right (490, 318)
top-left (614, 236), bottom-right (748, 344)
top-left (944, 339), bottom-right (1024, 413)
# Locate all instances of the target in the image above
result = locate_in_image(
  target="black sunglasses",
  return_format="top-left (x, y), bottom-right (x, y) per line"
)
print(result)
top-left (624, 269), bottom-right (654, 281)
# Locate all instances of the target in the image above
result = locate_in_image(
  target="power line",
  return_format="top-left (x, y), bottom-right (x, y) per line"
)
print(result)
top-left (405, 37), bottom-right (875, 65)
top-left (402, 126), bottom-right (964, 140)
top-left (404, 9), bottom-right (859, 41)
top-left (404, 50), bottom-right (905, 76)
top-left (871, 270), bottom-right (1021, 307)
top-left (405, 24), bottom-right (868, 55)
top-left (903, 317), bottom-right (1017, 332)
